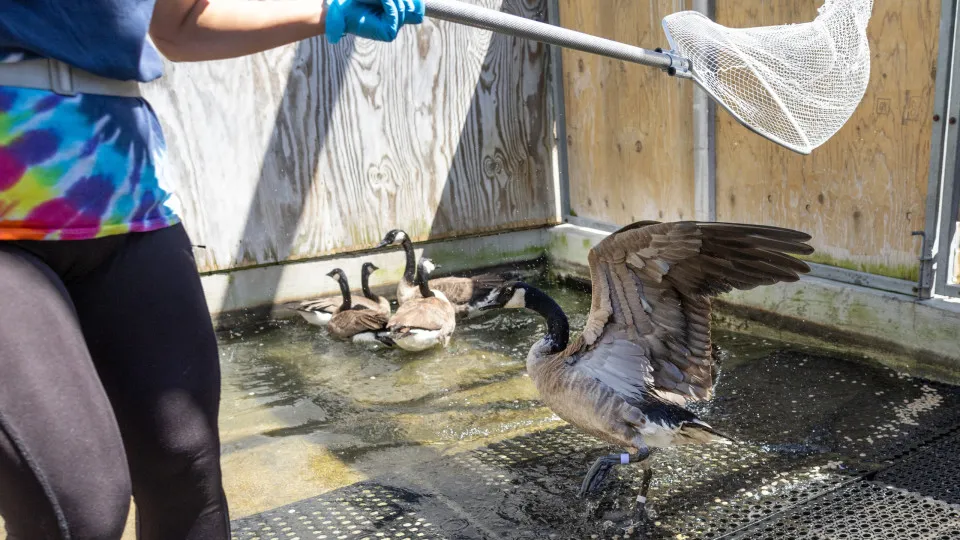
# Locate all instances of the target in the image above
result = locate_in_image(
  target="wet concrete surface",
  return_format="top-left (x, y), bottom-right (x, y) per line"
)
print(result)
top-left (218, 280), bottom-right (960, 539)
top-left (3, 280), bottom-right (958, 540)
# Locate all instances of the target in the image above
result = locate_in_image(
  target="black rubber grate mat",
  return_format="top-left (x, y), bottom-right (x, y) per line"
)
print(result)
top-left (870, 429), bottom-right (960, 506)
top-left (725, 482), bottom-right (960, 539)
top-left (231, 351), bottom-right (960, 540)
top-left (231, 484), bottom-right (448, 540)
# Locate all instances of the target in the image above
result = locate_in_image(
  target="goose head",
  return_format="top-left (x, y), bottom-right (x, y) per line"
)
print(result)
top-left (479, 281), bottom-right (569, 356)
top-left (361, 262), bottom-right (380, 277)
top-left (417, 257), bottom-right (438, 277)
top-left (326, 268), bottom-right (351, 309)
top-left (376, 229), bottom-right (408, 248)
top-left (477, 280), bottom-right (530, 311)
top-left (415, 258), bottom-right (443, 300)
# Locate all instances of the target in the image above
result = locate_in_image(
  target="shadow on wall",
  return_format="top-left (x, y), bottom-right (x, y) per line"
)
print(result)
top-left (213, 38), bottom-right (356, 327)
top-left (397, 0), bottom-right (557, 278)
top-left (213, 0), bottom-right (556, 323)
top-left (420, 0), bottom-right (555, 249)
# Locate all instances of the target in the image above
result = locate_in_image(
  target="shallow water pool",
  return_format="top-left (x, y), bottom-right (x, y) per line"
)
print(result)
top-left (217, 279), bottom-right (960, 539)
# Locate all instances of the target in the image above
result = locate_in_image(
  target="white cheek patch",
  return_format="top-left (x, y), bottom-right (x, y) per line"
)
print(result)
top-left (422, 260), bottom-right (436, 274)
top-left (479, 289), bottom-right (500, 306)
top-left (395, 231), bottom-right (406, 242)
top-left (504, 288), bottom-right (526, 309)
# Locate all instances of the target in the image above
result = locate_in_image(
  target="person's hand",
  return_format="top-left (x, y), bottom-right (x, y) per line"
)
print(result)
top-left (325, 0), bottom-right (424, 43)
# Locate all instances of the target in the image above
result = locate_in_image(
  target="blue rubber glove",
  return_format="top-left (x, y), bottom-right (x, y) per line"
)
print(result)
top-left (325, 0), bottom-right (425, 44)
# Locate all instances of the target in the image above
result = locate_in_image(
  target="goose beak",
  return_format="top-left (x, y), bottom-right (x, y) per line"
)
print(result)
top-left (375, 239), bottom-right (390, 248)
top-left (477, 288), bottom-right (508, 311)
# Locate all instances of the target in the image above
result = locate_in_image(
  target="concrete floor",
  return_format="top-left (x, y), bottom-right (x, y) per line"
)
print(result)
top-left (3, 281), bottom-right (960, 539)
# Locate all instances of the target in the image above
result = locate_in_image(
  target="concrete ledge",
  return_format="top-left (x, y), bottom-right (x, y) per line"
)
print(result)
top-left (547, 224), bottom-right (960, 384)
top-left (201, 228), bottom-right (548, 328)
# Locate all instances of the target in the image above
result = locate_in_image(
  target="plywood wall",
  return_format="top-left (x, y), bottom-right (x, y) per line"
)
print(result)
top-left (714, 0), bottom-right (940, 281)
top-left (559, 0), bottom-right (695, 225)
top-left (143, 0), bottom-right (555, 273)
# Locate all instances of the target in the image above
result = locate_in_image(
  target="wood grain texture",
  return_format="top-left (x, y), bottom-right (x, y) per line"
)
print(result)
top-left (713, 0), bottom-right (940, 281)
top-left (558, 0), bottom-right (695, 226)
top-left (142, 0), bottom-right (554, 273)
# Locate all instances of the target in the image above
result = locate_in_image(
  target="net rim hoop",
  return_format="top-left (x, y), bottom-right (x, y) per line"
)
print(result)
top-left (662, 12), bottom-right (814, 154)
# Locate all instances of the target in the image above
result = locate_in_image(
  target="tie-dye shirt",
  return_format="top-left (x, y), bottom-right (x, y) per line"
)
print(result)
top-left (0, 63), bottom-right (180, 241)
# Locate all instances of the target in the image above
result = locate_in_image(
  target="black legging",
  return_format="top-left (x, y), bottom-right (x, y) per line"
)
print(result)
top-left (0, 223), bottom-right (229, 539)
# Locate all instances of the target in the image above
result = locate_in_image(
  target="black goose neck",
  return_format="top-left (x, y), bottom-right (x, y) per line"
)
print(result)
top-left (400, 237), bottom-right (416, 284)
top-left (335, 274), bottom-right (352, 310)
top-left (416, 264), bottom-right (435, 298)
top-left (524, 286), bottom-right (569, 353)
top-left (361, 270), bottom-right (380, 302)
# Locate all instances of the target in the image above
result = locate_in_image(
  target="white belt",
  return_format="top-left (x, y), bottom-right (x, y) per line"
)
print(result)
top-left (0, 58), bottom-right (142, 98)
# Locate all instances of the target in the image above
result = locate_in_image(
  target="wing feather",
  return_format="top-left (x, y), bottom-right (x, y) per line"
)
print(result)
top-left (328, 308), bottom-right (389, 339)
top-left (568, 220), bottom-right (812, 404)
top-left (429, 272), bottom-right (517, 305)
top-left (387, 296), bottom-right (456, 332)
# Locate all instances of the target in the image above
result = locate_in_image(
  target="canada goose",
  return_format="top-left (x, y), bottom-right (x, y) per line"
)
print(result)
top-left (384, 258), bottom-right (456, 351)
top-left (375, 229), bottom-right (515, 317)
top-left (288, 262), bottom-right (387, 326)
top-left (358, 262), bottom-right (392, 316)
top-left (479, 220), bottom-right (814, 516)
top-left (325, 268), bottom-right (391, 344)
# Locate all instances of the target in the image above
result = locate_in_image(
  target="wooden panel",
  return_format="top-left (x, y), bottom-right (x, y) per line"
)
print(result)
top-left (559, 0), bottom-right (695, 225)
top-left (714, 0), bottom-right (940, 281)
top-left (143, 0), bottom-right (554, 273)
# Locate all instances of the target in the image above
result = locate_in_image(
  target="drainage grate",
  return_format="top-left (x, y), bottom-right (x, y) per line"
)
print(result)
top-left (870, 429), bottom-right (960, 506)
top-left (724, 482), bottom-right (960, 540)
top-left (230, 350), bottom-right (960, 539)
top-left (231, 484), bottom-right (443, 540)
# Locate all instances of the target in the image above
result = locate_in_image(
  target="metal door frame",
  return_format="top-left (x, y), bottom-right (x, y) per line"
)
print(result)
top-left (920, 0), bottom-right (960, 299)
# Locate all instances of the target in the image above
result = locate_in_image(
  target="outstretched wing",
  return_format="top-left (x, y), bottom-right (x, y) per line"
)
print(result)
top-left (568, 220), bottom-right (813, 404)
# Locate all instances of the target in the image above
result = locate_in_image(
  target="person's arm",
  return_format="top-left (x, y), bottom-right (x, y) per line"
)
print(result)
top-left (150, 0), bottom-right (328, 62)
top-left (150, 0), bottom-right (424, 63)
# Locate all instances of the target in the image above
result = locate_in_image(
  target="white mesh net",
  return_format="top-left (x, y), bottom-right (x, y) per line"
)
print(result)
top-left (662, 0), bottom-right (873, 154)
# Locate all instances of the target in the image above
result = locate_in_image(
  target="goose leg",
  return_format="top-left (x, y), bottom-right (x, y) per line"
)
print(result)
top-left (634, 460), bottom-right (654, 518)
top-left (577, 447), bottom-right (651, 498)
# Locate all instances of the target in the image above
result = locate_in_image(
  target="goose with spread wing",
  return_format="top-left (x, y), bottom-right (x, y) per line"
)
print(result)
top-left (375, 229), bottom-right (516, 318)
top-left (479, 220), bottom-right (814, 515)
